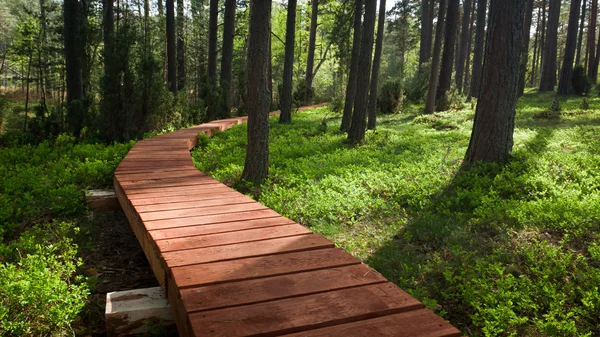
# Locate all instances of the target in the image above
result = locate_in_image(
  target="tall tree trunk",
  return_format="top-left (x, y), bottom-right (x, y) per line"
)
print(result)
top-left (341, 0), bottom-right (362, 132)
top-left (220, 0), bottom-right (235, 117)
top-left (425, 0), bottom-right (447, 114)
top-left (531, 5), bottom-right (541, 86)
top-left (24, 53), bottom-right (32, 132)
top-left (243, 0), bottom-right (272, 184)
top-left (593, 21), bottom-right (600, 83)
top-left (558, 0), bottom-right (582, 94)
top-left (64, 0), bottom-right (83, 104)
top-left (166, 0), bottom-right (177, 93)
top-left (576, 0), bottom-right (587, 65)
top-left (587, 0), bottom-right (597, 77)
top-left (419, 0), bottom-right (433, 71)
top-left (64, 0), bottom-right (84, 136)
top-left (539, 0), bottom-right (560, 91)
top-left (468, 0), bottom-right (486, 99)
top-left (464, 0), bottom-right (476, 91)
top-left (367, 0), bottom-right (386, 130)
top-left (177, 0), bottom-right (185, 90)
top-left (208, 0), bottom-right (218, 85)
top-left (305, 0), bottom-right (318, 101)
top-left (436, 0), bottom-right (459, 111)
top-left (279, 0), bottom-right (297, 124)
top-left (517, 0), bottom-right (534, 95)
top-left (347, 0), bottom-right (376, 143)
top-left (539, 0), bottom-right (547, 79)
top-left (456, 0), bottom-right (472, 92)
top-left (465, 0), bottom-right (526, 167)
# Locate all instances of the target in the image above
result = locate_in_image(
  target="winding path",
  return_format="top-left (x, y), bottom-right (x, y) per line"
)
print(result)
top-left (114, 106), bottom-right (460, 337)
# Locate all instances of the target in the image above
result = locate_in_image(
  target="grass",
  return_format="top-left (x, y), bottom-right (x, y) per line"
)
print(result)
top-left (192, 90), bottom-right (600, 337)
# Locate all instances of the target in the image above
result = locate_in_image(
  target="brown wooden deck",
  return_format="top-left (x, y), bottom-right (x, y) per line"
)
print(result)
top-left (114, 106), bottom-right (461, 337)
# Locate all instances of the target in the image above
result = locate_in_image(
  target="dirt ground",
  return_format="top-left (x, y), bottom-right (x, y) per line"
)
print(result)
top-left (74, 209), bottom-right (178, 336)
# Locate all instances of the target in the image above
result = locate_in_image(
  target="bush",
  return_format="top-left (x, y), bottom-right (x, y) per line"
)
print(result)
top-left (571, 65), bottom-right (591, 96)
top-left (328, 96), bottom-right (344, 114)
top-left (293, 80), bottom-right (314, 105)
top-left (0, 222), bottom-right (89, 336)
top-left (378, 80), bottom-right (403, 114)
top-left (405, 64), bottom-right (430, 104)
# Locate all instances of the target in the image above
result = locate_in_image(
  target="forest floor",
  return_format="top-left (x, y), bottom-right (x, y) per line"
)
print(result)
top-left (193, 90), bottom-right (600, 337)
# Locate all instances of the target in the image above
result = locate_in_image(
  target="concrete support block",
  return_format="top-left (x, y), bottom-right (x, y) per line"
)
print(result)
top-left (106, 287), bottom-right (175, 336)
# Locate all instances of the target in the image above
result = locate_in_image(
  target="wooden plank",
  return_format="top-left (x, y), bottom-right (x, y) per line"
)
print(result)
top-left (125, 185), bottom-right (233, 200)
top-left (130, 191), bottom-right (243, 207)
top-left (123, 183), bottom-right (227, 196)
top-left (115, 168), bottom-right (202, 181)
top-left (156, 223), bottom-right (312, 252)
top-left (170, 248), bottom-right (360, 288)
top-left (139, 202), bottom-right (269, 222)
top-left (136, 196), bottom-right (253, 213)
top-left (144, 209), bottom-right (282, 230)
top-left (188, 283), bottom-right (423, 337)
top-left (149, 217), bottom-right (294, 240)
top-left (120, 176), bottom-right (218, 190)
top-left (180, 264), bottom-right (387, 313)
top-left (162, 234), bottom-right (333, 267)
top-left (283, 309), bottom-right (461, 337)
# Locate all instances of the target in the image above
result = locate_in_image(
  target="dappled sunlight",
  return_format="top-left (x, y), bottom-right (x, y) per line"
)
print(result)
top-left (193, 100), bottom-right (600, 336)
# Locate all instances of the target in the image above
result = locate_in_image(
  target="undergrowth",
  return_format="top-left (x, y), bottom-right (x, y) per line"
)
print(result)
top-left (193, 91), bottom-right (600, 336)
top-left (0, 134), bottom-right (133, 335)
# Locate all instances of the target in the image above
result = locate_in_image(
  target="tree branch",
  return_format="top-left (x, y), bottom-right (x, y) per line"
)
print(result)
top-left (312, 41), bottom-right (332, 78)
top-left (271, 31), bottom-right (285, 46)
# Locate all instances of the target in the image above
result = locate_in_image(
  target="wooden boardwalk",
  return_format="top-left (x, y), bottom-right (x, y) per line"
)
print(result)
top-left (114, 107), bottom-right (461, 337)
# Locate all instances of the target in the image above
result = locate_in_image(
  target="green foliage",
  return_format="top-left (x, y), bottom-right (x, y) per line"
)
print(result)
top-left (192, 94), bottom-right (600, 336)
top-left (571, 65), bottom-right (591, 96)
top-left (0, 136), bottom-right (133, 238)
top-left (0, 135), bottom-right (131, 334)
top-left (293, 80), bottom-right (315, 106)
top-left (378, 80), bottom-right (403, 114)
top-left (405, 66), bottom-right (430, 104)
top-left (0, 222), bottom-right (89, 336)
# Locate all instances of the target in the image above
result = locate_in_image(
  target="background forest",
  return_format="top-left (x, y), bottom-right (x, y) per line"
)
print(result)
top-left (1, 0), bottom-right (600, 336)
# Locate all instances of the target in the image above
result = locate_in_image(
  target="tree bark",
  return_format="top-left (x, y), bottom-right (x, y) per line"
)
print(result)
top-left (341, 0), bottom-right (362, 132)
top-left (531, 5), bottom-right (541, 86)
top-left (539, 0), bottom-right (547, 80)
top-left (539, 0), bottom-right (560, 91)
top-left (436, 0), bottom-right (459, 111)
top-left (468, 0), bottom-right (486, 99)
top-left (347, 0), bottom-right (376, 143)
top-left (558, 0), bottom-right (582, 94)
top-left (419, 0), bottom-right (433, 71)
top-left (208, 0), bottom-right (218, 85)
top-left (518, 0), bottom-right (534, 95)
top-left (456, 0), bottom-right (472, 92)
top-left (587, 0), bottom-right (597, 78)
top-left (166, 0), bottom-right (177, 93)
top-left (64, 0), bottom-right (83, 104)
top-left (279, 0), bottom-right (297, 124)
top-left (464, 0), bottom-right (476, 91)
top-left (220, 0), bottom-right (235, 116)
top-left (367, 0), bottom-right (386, 130)
top-left (464, 0), bottom-right (526, 167)
top-left (242, 0), bottom-right (272, 184)
top-left (305, 0), bottom-right (318, 101)
top-left (177, 0), bottom-right (185, 90)
top-left (425, 0), bottom-right (447, 114)
top-left (576, 0), bottom-right (587, 65)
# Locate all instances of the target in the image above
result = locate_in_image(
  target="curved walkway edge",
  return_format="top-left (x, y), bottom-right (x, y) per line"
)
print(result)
top-left (114, 105), bottom-right (460, 337)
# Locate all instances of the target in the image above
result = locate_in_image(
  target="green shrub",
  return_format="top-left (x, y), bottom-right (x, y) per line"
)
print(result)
top-left (405, 65), bottom-right (430, 104)
top-left (0, 222), bottom-right (89, 336)
top-left (293, 80), bottom-right (314, 105)
top-left (328, 96), bottom-right (344, 114)
top-left (571, 65), bottom-right (591, 96)
top-left (378, 80), bottom-right (403, 114)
